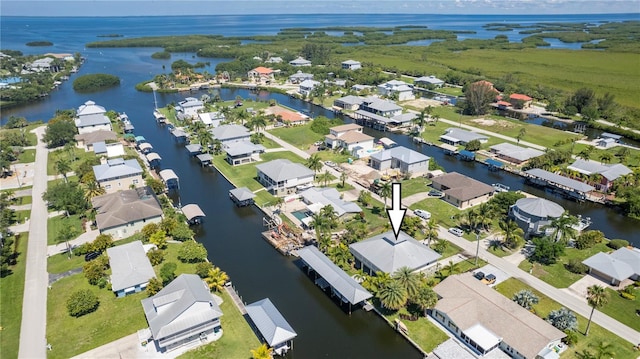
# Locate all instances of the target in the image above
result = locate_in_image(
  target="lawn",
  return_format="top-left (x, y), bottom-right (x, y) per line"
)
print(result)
top-left (12, 209), bottom-right (30, 225)
top-left (178, 290), bottom-right (261, 359)
top-left (47, 147), bottom-right (98, 176)
top-left (495, 278), bottom-right (636, 359)
top-left (257, 136), bottom-right (280, 149)
top-left (518, 243), bottom-right (610, 288)
top-left (47, 214), bottom-right (84, 245)
top-left (431, 241), bottom-right (462, 260)
top-left (409, 197), bottom-right (460, 229)
top-left (599, 287), bottom-right (640, 332)
top-left (269, 124), bottom-right (322, 150)
top-left (154, 242), bottom-right (202, 276)
top-left (12, 195), bottom-right (31, 205)
top-left (399, 177), bottom-right (432, 197)
top-left (16, 149), bottom-right (36, 163)
top-left (0, 124), bottom-right (39, 146)
top-left (434, 86), bottom-right (463, 96)
top-left (0, 232), bottom-right (28, 359)
top-left (359, 199), bottom-right (392, 236)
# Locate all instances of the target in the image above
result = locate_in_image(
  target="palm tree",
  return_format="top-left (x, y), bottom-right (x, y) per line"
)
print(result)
top-left (392, 267), bottom-right (421, 298)
top-left (306, 154), bottom-right (323, 178)
top-left (474, 203), bottom-right (493, 232)
top-left (250, 113), bottom-right (267, 133)
top-left (498, 220), bottom-right (524, 249)
top-left (413, 109), bottom-right (426, 132)
top-left (317, 170), bottom-right (332, 186)
top-left (211, 139), bottom-right (223, 155)
top-left (585, 285), bottom-right (609, 336)
top-left (55, 158), bottom-right (72, 183)
top-left (424, 218), bottom-right (438, 246)
top-left (516, 127), bottom-right (526, 146)
top-left (512, 289), bottom-right (539, 310)
top-left (379, 280), bottom-right (408, 310)
top-left (84, 180), bottom-right (105, 201)
top-left (205, 266), bottom-right (229, 292)
top-left (411, 285), bottom-right (438, 316)
top-left (197, 129), bottom-right (214, 152)
top-left (327, 243), bottom-right (352, 270)
top-left (56, 223), bottom-right (79, 259)
top-left (250, 343), bottom-right (272, 359)
top-left (444, 260), bottom-right (459, 276)
top-left (599, 152), bottom-right (612, 164)
top-left (592, 341), bottom-right (615, 359)
top-left (379, 181), bottom-right (392, 208)
top-left (545, 212), bottom-right (578, 244)
top-left (340, 171), bottom-right (347, 188)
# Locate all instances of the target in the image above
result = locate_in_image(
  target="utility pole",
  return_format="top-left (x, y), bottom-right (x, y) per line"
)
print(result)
top-left (475, 232), bottom-right (480, 266)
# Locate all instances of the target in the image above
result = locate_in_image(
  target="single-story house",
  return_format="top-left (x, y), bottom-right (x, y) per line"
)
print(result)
top-left (351, 84), bottom-right (373, 93)
top-left (369, 146), bottom-right (430, 178)
top-left (359, 97), bottom-right (403, 117)
top-left (509, 93), bottom-right (533, 109)
top-left (489, 143), bottom-right (544, 165)
top-left (414, 75), bottom-right (444, 88)
top-left (440, 128), bottom-right (488, 146)
top-left (567, 159), bottom-right (632, 192)
top-left (264, 106), bottom-right (310, 126)
top-left (299, 187), bottom-right (362, 217)
top-left (93, 158), bottom-right (143, 193)
top-left (431, 172), bottom-right (494, 209)
top-left (508, 197), bottom-right (564, 237)
top-left (377, 80), bottom-right (415, 101)
top-left (30, 57), bottom-right (55, 72)
top-left (141, 274), bottom-right (223, 352)
top-left (256, 159), bottom-right (315, 196)
top-left (582, 247), bottom-right (640, 286)
top-left (246, 298), bottom-right (297, 356)
top-left (75, 100), bottom-right (112, 134)
top-left (389, 113), bottom-right (416, 127)
top-left (597, 138), bottom-right (617, 148)
top-left (224, 141), bottom-right (266, 165)
top-left (341, 59), bottom-right (361, 70)
top-left (248, 66), bottom-right (275, 83)
top-left (299, 79), bottom-right (320, 97)
top-left (75, 130), bottom-right (118, 151)
top-left (432, 274), bottom-right (565, 359)
top-left (265, 56), bottom-right (283, 64)
top-left (92, 186), bottom-right (163, 238)
top-left (211, 124), bottom-right (251, 145)
top-left (177, 97), bottom-right (204, 118)
top-left (107, 240), bottom-right (156, 297)
top-left (289, 71), bottom-right (314, 84)
top-left (198, 112), bottom-right (225, 127)
top-left (289, 57), bottom-right (311, 67)
top-left (333, 95), bottom-right (365, 111)
top-left (324, 124), bottom-right (375, 156)
top-left (350, 230), bottom-right (441, 274)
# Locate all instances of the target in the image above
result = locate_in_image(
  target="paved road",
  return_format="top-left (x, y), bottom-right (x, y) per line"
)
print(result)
top-left (438, 226), bottom-right (640, 345)
top-left (18, 126), bottom-right (48, 359)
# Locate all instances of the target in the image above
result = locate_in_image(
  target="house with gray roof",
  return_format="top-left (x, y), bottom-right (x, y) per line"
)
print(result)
top-left (256, 159), bottom-right (315, 196)
top-left (177, 97), bottom-right (204, 118)
top-left (377, 80), bottom-right (415, 101)
top-left (509, 197), bottom-right (564, 237)
top-left (75, 100), bottom-right (112, 134)
top-left (93, 158), bottom-right (143, 193)
top-left (567, 159), bottom-right (632, 192)
top-left (197, 111), bottom-right (225, 127)
top-left (211, 124), bottom-right (251, 145)
top-left (490, 143), bottom-right (544, 165)
top-left (333, 95), bottom-right (365, 111)
top-left (300, 187), bottom-right (362, 217)
top-left (299, 79), bottom-right (320, 97)
top-left (431, 172), bottom-right (494, 209)
top-left (359, 97), bottom-right (403, 117)
top-left (246, 298), bottom-right (297, 355)
top-left (107, 240), bottom-right (156, 297)
top-left (440, 128), bottom-right (488, 146)
top-left (583, 247), bottom-right (640, 286)
top-left (324, 123), bottom-right (374, 157)
top-left (369, 146), bottom-right (430, 178)
top-left (433, 273), bottom-right (565, 359)
top-left (341, 59), bottom-right (361, 70)
top-left (265, 56), bottom-right (283, 64)
top-left (224, 141), bottom-right (265, 165)
top-left (414, 75), bottom-right (445, 88)
top-left (289, 57), bottom-right (311, 67)
top-left (92, 186), bottom-right (163, 238)
top-left (289, 70), bottom-right (314, 84)
top-left (141, 274), bottom-right (223, 352)
top-left (349, 230), bottom-right (441, 274)
top-left (389, 112), bottom-right (416, 127)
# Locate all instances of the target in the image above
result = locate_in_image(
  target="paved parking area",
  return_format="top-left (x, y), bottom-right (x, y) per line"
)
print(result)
top-left (473, 264), bottom-right (510, 288)
top-left (563, 273), bottom-right (620, 302)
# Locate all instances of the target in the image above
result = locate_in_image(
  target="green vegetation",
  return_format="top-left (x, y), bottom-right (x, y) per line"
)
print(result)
top-left (16, 148), bottom-right (35, 163)
top-left (47, 214), bottom-right (84, 245)
top-left (26, 41), bottom-right (53, 46)
top-left (409, 197), bottom-right (460, 229)
top-left (151, 51), bottom-right (171, 59)
top-left (0, 232), bottom-right (28, 359)
top-left (376, 302), bottom-right (449, 353)
top-left (269, 124), bottom-right (324, 149)
top-left (599, 287), bottom-right (640, 331)
top-left (72, 73), bottom-right (120, 92)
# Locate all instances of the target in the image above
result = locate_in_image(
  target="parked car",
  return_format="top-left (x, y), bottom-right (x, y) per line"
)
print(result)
top-left (84, 251), bottom-right (101, 262)
top-left (324, 161), bottom-right (337, 168)
top-left (314, 141), bottom-right (324, 146)
top-left (428, 189), bottom-right (443, 197)
top-left (474, 271), bottom-right (485, 280)
top-left (414, 209), bottom-right (431, 220)
top-left (482, 274), bottom-right (497, 285)
top-left (448, 227), bottom-right (464, 237)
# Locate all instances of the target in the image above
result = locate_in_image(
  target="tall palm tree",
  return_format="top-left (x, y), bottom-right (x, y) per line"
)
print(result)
top-left (379, 280), bottom-right (408, 310)
top-left (197, 129), bottom-right (214, 152)
top-left (317, 170), bottom-right (332, 186)
top-left (411, 285), bottom-right (438, 316)
top-left (545, 212), bottom-right (578, 244)
top-left (56, 223), bottom-right (79, 259)
top-left (424, 218), bottom-right (438, 246)
top-left (512, 289), bottom-right (539, 310)
top-left (444, 260), bottom-right (459, 276)
top-left (392, 266), bottom-right (421, 298)
top-left (306, 154), bottom-right (323, 178)
top-left (205, 266), bottom-right (229, 292)
top-left (516, 127), bottom-right (526, 146)
top-left (84, 180), bottom-right (105, 201)
top-left (599, 152), bottom-right (612, 164)
top-left (585, 285), bottom-right (609, 336)
top-left (250, 343), bottom-right (272, 359)
top-left (412, 109), bottom-right (426, 132)
top-left (379, 181), bottom-right (392, 208)
top-left (498, 220), bottom-right (524, 249)
top-left (340, 171), bottom-right (347, 188)
top-left (55, 158), bottom-right (72, 183)
top-left (474, 203), bottom-right (493, 232)
top-left (249, 113), bottom-right (267, 133)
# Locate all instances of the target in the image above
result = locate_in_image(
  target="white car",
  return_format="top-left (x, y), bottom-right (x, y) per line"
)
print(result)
top-left (448, 227), bottom-right (464, 237)
top-left (324, 161), bottom-right (336, 168)
top-left (414, 209), bottom-right (431, 220)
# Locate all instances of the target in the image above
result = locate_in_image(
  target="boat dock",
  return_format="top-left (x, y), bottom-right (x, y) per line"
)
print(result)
top-left (224, 282), bottom-right (247, 315)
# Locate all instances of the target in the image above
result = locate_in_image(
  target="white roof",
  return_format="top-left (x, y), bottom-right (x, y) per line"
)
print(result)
top-left (583, 252), bottom-right (635, 281)
top-left (415, 75), bottom-right (444, 85)
top-left (463, 323), bottom-right (501, 352)
top-left (342, 59), bottom-right (361, 65)
top-left (246, 298), bottom-right (297, 347)
top-left (369, 146), bottom-right (430, 165)
top-left (256, 159), bottom-right (314, 182)
top-left (490, 142), bottom-right (544, 162)
top-left (513, 197), bottom-right (564, 218)
top-left (567, 160), bottom-right (632, 181)
top-left (93, 158), bottom-right (142, 182)
top-left (77, 100), bottom-right (106, 116)
top-left (159, 169), bottom-right (178, 182)
top-left (299, 79), bottom-right (320, 88)
top-left (107, 241), bottom-right (156, 292)
top-left (211, 124), bottom-right (250, 141)
top-left (443, 128), bottom-right (488, 143)
top-left (299, 187), bottom-right (362, 217)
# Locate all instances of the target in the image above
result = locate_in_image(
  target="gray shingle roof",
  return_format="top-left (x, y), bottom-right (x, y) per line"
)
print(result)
top-left (567, 160), bottom-right (632, 181)
top-left (211, 124), bottom-right (250, 141)
top-left (513, 198), bottom-right (564, 218)
top-left (107, 241), bottom-right (156, 292)
top-left (334, 95), bottom-right (365, 107)
top-left (297, 246), bottom-right (372, 304)
top-left (349, 230), bottom-right (441, 274)
top-left (141, 274), bottom-right (223, 339)
top-left (92, 186), bottom-right (163, 230)
top-left (431, 172), bottom-right (495, 202)
top-left (490, 142), bottom-right (544, 162)
top-left (93, 158), bottom-right (143, 182)
top-left (256, 159), bottom-right (314, 182)
top-left (75, 113), bottom-right (111, 128)
top-left (525, 168), bottom-right (595, 193)
top-left (442, 128), bottom-right (488, 143)
top-left (369, 146), bottom-right (430, 165)
top-left (225, 141), bottom-right (265, 157)
top-left (74, 130), bottom-right (118, 145)
top-left (229, 187), bottom-right (256, 202)
top-left (299, 187), bottom-right (362, 217)
top-left (583, 247), bottom-right (640, 281)
top-left (246, 298), bottom-right (297, 347)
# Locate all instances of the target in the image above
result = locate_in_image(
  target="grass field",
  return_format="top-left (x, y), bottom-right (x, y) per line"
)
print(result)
top-left (0, 233), bottom-right (28, 359)
top-left (16, 149), bottom-right (36, 163)
top-left (269, 124), bottom-right (322, 150)
top-left (399, 177), bottom-right (432, 197)
top-left (600, 287), bottom-right (640, 332)
top-left (47, 147), bottom-right (99, 176)
top-left (409, 197), bottom-right (460, 229)
top-left (47, 214), bottom-right (84, 245)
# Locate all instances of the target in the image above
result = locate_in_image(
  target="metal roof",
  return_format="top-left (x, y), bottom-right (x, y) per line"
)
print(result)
top-left (256, 159), bottom-right (314, 183)
top-left (600, 132), bottom-right (622, 140)
top-left (443, 128), bottom-right (488, 144)
top-left (211, 124), bottom-right (250, 142)
top-left (185, 144), bottom-right (202, 154)
top-left (567, 160), bottom-right (632, 181)
top-left (93, 158), bottom-right (143, 182)
top-left (146, 152), bottom-right (162, 162)
top-left (229, 187), bottom-right (256, 202)
top-left (182, 204), bottom-right (205, 221)
top-left (139, 142), bottom-right (153, 151)
top-left (369, 146), bottom-right (430, 165)
top-left (525, 168), bottom-right (595, 193)
top-left (485, 158), bottom-right (503, 167)
top-left (582, 252), bottom-right (635, 282)
top-left (75, 113), bottom-right (111, 128)
top-left (246, 298), bottom-right (297, 347)
top-left (225, 141), bottom-right (265, 157)
top-left (76, 100), bottom-right (106, 116)
top-left (458, 150), bottom-right (476, 159)
top-left (490, 143), bottom-right (544, 162)
top-left (93, 141), bottom-right (107, 154)
top-left (196, 153), bottom-right (213, 163)
top-left (299, 187), bottom-right (362, 217)
top-left (297, 246), bottom-right (372, 304)
top-left (159, 169), bottom-right (179, 182)
top-left (355, 110), bottom-right (393, 124)
top-left (107, 241), bottom-right (156, 292)
top-left (513, 197), bottom-right (564, 218)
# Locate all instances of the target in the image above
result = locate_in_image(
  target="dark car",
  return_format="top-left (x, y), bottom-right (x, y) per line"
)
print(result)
top-left (474, 271), bottom-right (485, 280)
top-left (84, 251), bottom-right (101, 262)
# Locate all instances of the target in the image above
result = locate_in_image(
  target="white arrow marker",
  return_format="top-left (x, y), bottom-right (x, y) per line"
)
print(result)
top-left (386, 182), bottom-right (406, 240)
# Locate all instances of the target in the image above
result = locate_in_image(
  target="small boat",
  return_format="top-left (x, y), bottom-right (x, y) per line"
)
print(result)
top-left (492, 183), bottom-right (510, 192)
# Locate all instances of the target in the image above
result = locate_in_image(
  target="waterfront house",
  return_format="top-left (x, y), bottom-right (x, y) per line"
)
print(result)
top-left (177, 97), bottom-right (204, 118)
top-left (359, 97), bottom-right (402, 117)
top-left (256, 159), bottom-right (315, 196)
top-left (333, 95), bottom-right (365, 111)
top-left (299, 187), bottom-right (362, 217)
top-left (264, 106), bottom-right (309, 126)
top-left (92, 186), bottom-right (163, 238)
top-left (198, 112), bottom-right (225, 127)
top-left (75, 100), bottom-right (112, 134)
top-left (567, 159), bottom-right (632, 192)
top-left (211, 124), bottom-right (251, 145)
top-left (246, 298), bottom-right (297, 355)
top-left (389, 113), bottom-right (416, 127)
top-left (350, 230), bottom-right (441, 274)
top-left (248, 66), bottom-right (275, 84)
top-left (224, 141), bottom-right (265, 165)
top-left (440, 128), bottom-right (488, 146)
top-left (508, 93), bottom-right (533, 109)
top-left (107, 240), bottom-right (156, 297)
top-left (582, 247), bottom-right (640, 286)
top-left (508, 197), bottom-right (564, 237)
top-left (341, 59), bottom-right (361, 70)
top-left (75, 130), bottom-right (118, 151)
top-left (524, 168), bottom-right (595, 201)
top-left (431, 172), bottom-right (494, 209)
top-left (414, 75), bottom-right (444, 88)
top-left (324, 123), bottom-right (375, 156)
top-left (93, 158), bottom-right (143, 193)
top-left (377, 80), bottom-right (415, 101)
top-left (369, 146), bottom-right (430, 178)
top-left (289, 71), bottom-right (314, 84)
top-left (29, 57), bottom-right (55, 72)
top-left (298, 79), bottom-right (320, 97)
top-left (597, 138), bottom-right (616, 148)
top-left (289, 57), bottom-right (312, 67)
top-left (92, 142), bottom-right (125, 158)
top-left (141, 274), bottom-right (223, 352)
top-left (489, 142), bottom-right (544, 165)
top-left (432, 273), bottom-right (565, 358)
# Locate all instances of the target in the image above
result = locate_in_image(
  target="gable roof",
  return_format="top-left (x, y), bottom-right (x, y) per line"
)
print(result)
top-left (256, 159), bottom-right (314, 182)
top-left (211, 124), bottom-right (250, 141)
top-left (93, 158), bottom-right (143, 182)
top-left (299, 187), bottom-right (362, 217)
top-left (567, 160), bottom-right (632, 181)
top-left (490, 142), bottom-right (544, 162)
top-left (434, 274), bottom-right (565, 359)
top-left (246, 298), bottom-right (297, 347)
top-left (75, 130), bottom-right (118, 145)
top-left (107, 240), bottom-right (156, 292)
top-left (431, 172), bottom-right (495, 202)
top-left (335, 95), bottom-right (365, 107)
top-left (370, 146), bottom-right (430, 165)
top-left (92, 186), bottom-right (163, 230)
top-left (141, 274), bottom-right (223, 339)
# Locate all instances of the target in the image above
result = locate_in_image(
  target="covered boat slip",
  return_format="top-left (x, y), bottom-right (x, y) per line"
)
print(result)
top-left (246, 298), bottom-right (297, 355)
top-left (196, 153), bottom-right (213, 167)
top-left (297, 246), bottom-right (372, 314)
top-left (524, 168), bottom-right (595, 200)
top-left (181, 203), bottom-right (205, 224)
top-left (159, 169), bottom-right (179, 190)
top-left (145, 152), bottom-right (162, 167)
top-left (229, 187), bottom-right (256, 207)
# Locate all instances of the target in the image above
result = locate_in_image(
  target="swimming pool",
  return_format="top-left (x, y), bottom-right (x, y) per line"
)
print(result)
top-left (291, 210), bottom-right (309, 221)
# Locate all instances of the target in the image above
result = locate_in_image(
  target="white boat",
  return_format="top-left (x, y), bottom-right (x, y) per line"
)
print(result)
top-left (152, 90), bottom-right (167, 123)
top-left (492, 183), bottom-right (510, 192)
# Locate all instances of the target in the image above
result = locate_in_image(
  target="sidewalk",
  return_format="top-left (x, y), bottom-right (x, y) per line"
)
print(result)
top-left (47, 229), bottom-right (100, 256)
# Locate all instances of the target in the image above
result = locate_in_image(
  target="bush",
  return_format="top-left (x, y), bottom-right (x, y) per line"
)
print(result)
top-left (66, 289), bottom-right (100, 317)
top-left (195, 262), bottom-right (214, 278)
top-left (72, 243), bottom-right (91, 256)
top-left (147, 277), bottom-right (163, 296)
top-left (565, 259), bottom-right (589, 274)
top-left (170, 222), bottom-right (194, 242)
top-left (607, 239), bottom-right (629, 250)
top-left (147, 248), bottom-right (165, 266)
top-left (83, 257), bottom-right (106, 285)
top-left (73, 74), bottom-right (120, 92)
top-left (620, 291), bottom-right (636, 300)
top-left (464, 139), bottom-right (481, 152)
top-left (160, 262), bottom-right (177, 285)
top-left (530, 236), bottom-right (565, 265)
top-left (177, 241), bottom-right (208, 263)
top-left (562, 329), bottom-right (579, 346)
top-left (90, 234), bottom-right (114, 253)
top-left (575, 230), bottom-right (604, 249)
top-left (149, 230), bottom-right (167, 249)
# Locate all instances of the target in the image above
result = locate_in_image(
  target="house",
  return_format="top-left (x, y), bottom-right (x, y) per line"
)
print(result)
top-left (198, 112), bottom-right (225, 127)
top-left (489, 143), bottom-right (544, 165)
top-left (75, 100), bottom-right (112, 134)
top-left (508, 197), bottom-right (564, 237)
top-left (324, 124), bottom-right (375, 156)
top-left (567, 159), bottom-right (632, 192)
top-left (509, 93), bottom-right (533, 109)
top-left (440, 128), bottom-right (488, 146)
top-left (351, 84), bottom-right (373, 93)
top-left (289, 71), bottom-right (314, 84)
top-left (369, 146), bottom-right (430, 178)
top-left (289, 57), bottom-right (311, 67)
top-left (600, 132), bottom-right (622, 142)
top-left (377, 80), bottom-right (415, 101)
top-left (75, 130), bottom-right (118, 151)
top-left (93, 142), bottom-right (125, 158)
top-left (30, 57), bottom-right (56, 72)
top-left (248, 66), bottom-right (275, 83)
top-left (432, 274), bottom-right (565, 359)
top-left (341, 59), bottom-right (361, 70)
top-left (141, 274), bottom-right (224, 352)
top-left (91, 186), bottom-right (163, 238)
top-left (264, 106), bottom-right (309, 126)
top-left (597, 138), bottom-right (616, 148)
top-left (299, 187), bottom-right (362, 217)
top-left (256, 159), bottom-right (315, 196)
top-left (583, 247), bottom-right (640, 286)
top-left (333, 95), bottom-right (365, 111)
top-left (299, 79), bottom-right (320, 97)
top-left (349, 230), bottom-right (441, 274)
top-left (265, 56), bottom-right (283, 64)
top-left (246, 298), bottom-right (297, 355)
top-left (93, 158), bottom-right (143, 193)
top-left (211, 124), bottom-right (251, 145)
top-left (107, 241), bottom-right (156, 297)
top-left (431, 172), bottom-right (494, 209)
top-left (177, 97), bottom-right (204, 118)
top-left (389, 113), bottom-right (416, 127)
top-left (224, 141), bottom-right (265, 165)
top-left (414, 75), bottom-right (444, 88)
top-left (359, 97), bottom-right (403, 117)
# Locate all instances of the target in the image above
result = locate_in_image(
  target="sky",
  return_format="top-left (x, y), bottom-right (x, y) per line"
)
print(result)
top-left (1, 0), bottom-right (639, 16)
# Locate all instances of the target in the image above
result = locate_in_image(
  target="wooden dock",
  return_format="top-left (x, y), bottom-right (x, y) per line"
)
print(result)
top-left (224, 283), bottom-right (247, 315)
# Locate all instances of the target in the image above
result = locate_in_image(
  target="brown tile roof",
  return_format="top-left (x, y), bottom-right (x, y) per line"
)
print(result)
top-left (431, 172), bottom-right (494, 202)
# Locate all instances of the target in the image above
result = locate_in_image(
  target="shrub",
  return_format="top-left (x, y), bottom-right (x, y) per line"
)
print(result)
top-left (177, 241), bottom-right (208, 263)
top-left (565, 259), bottom-right (589, 274)
top-left (147, 277), bottom-right (164, 296)
top-left (160, 262), bottom-right (177, 285)
top-left (607, 239), bottom-right (629, 250)
top-left (83, 256), bottom-right (107, 285)
top-left (464, 139), bottom-right (481, 152)
top-left (562, 329), bottom-right (579, 346)
top-left (170, 222), bottom-right (194, 242)
top-left (149, 230), bottom-right (167, 249)
top-left (66, 289), bottom-right (100, 317)
top-left (140, 222), bottom-right (160, 241)
top-left (575, 230), bottom-right (604, 250)
top-left (72, 243), bottom-right (91, 256)
top-left (147, 249), bottom-right (165, 266)
top-left (90, 234), bottom-right (114, 253)
top-left (195, 261), bottom-right (214, 278)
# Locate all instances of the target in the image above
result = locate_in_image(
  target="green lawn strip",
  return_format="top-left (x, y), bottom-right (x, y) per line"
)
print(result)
top-left (154, 242), bottom-right (200, 276)
top-left (328, 183), bottom-right (355, 192)
top-left (16, 149), bottom-right (36, 163)
top-left (257, 136), bottom-right (280, 149)
top-left (47, 176), bottom-right (79, 190)
top-left (12, 209), bottom-right (30, 225)
top-left (0, 232), bottom-right (28, 359)
top-left (418, 121), bottom-right (458, 144)
top-left (312, 150), bottom-right (352, 165)
top-left (487, 246), bottom-right (512, 258)
top-left (409, 198), bottom-right (460, 229)
top-left (0, 125), bottom-right (39, 146)
top-left (431, 241), bottom-right (462, 260)
top-left (433, 86), bottom-right (463, 96)
top-left (269, 125), bottom-right (322, 150)
top-left (518, 243), bottom-right (610, 288)
top-left (13, 195), bottom-right (32, 205)
top-left (47, 214), bottom-right (84, 245)
top-left (495, 278), bottom-right (636, 359)
top-left (360, 201), bottom-right (391, 235)
top-left (178, 290), bottom-right (261, 359)
top-left (599, 287), bottom-right (640, 332)
top-left (399, 177), bottom-right (431, 197)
